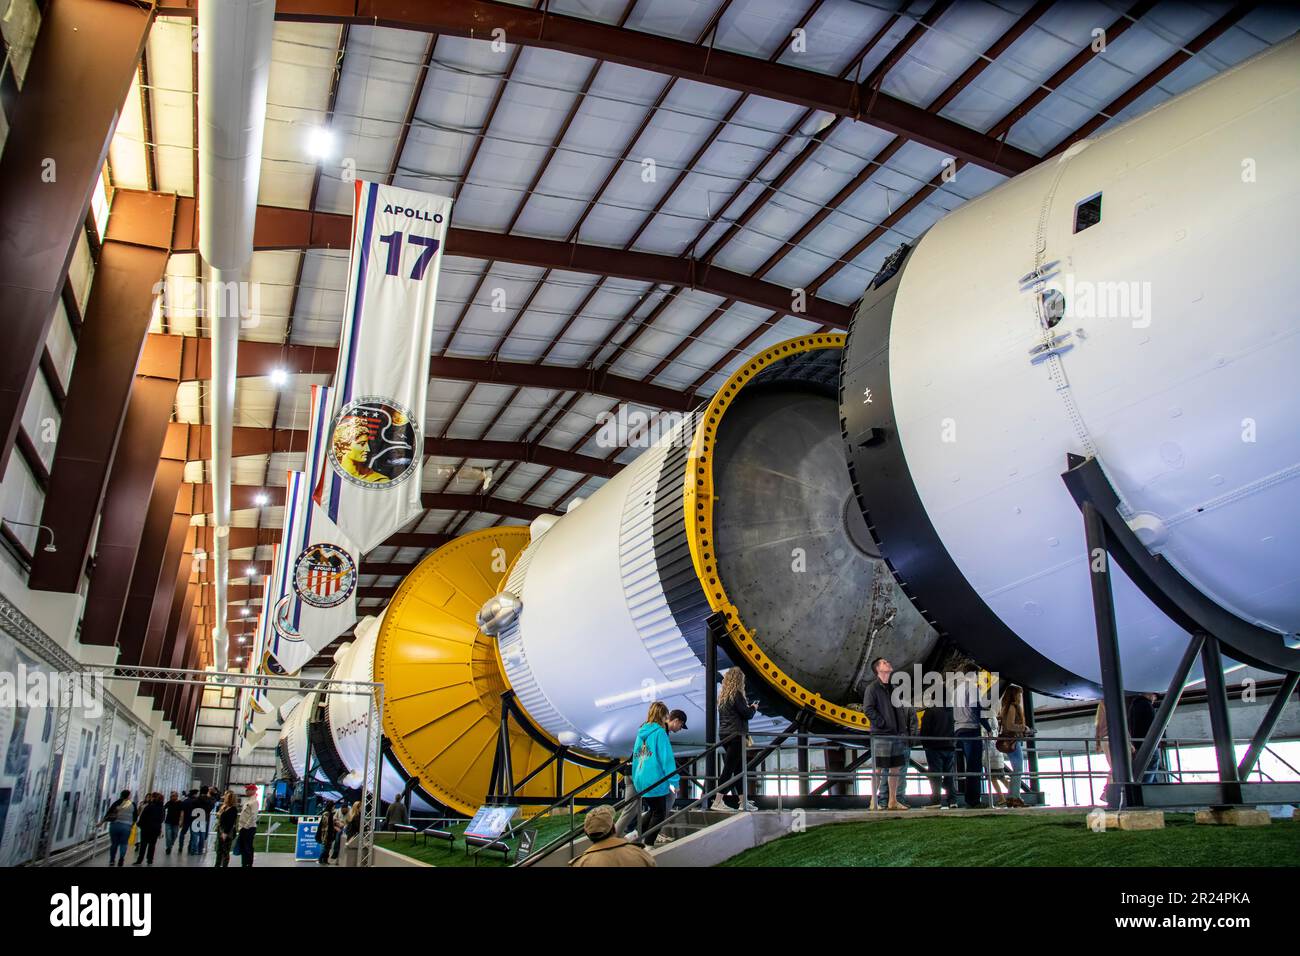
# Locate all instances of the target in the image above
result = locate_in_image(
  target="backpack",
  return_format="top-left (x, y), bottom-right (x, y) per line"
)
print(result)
top-left (315, 815), bottom-right (327, 843)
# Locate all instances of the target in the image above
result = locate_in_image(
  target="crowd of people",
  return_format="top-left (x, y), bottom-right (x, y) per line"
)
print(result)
top-left (314, 798), bottom-right (363, 865)
top-left (100, 783), bottom-right (262, 867)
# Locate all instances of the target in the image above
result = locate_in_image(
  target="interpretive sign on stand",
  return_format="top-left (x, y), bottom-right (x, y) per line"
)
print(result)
top-left (464, 805), bottom-right (518, 841)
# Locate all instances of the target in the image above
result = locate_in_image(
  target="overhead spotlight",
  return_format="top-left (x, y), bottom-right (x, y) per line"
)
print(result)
top-left (240, 608), bottom-right (250, 618)
top-left (246, 564), bottom-right (258, 576)
top-left (270, 368), bottom-right (289, 387)
top-left (306, 125), bottom-right (336, 161)
top-left (238, 636), bottom-right (248, 644)
top-left (254, 492), bottom-right (269, 506)
top-left (234, 656), bottom-right (243, 665)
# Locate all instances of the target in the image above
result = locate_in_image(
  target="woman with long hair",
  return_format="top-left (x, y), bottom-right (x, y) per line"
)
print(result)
top-left (630, 701), bottom-right (678, 846)
top-left (101, 789), bottom-right (135, 867)
top-left (713, 668), bottom-right (759, 812)
top-left (996, 685), bottom-right (1028, 808)
top-left (214, 791), bottom-right (239, 867)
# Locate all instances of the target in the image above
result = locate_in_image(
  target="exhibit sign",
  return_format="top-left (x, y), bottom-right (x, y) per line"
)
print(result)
top-left (464, 805), bottom-right (518, 841)
top-left (295, 820), bottom-right (323, 861)
top-left (320, 180), bottom-right (453, 551)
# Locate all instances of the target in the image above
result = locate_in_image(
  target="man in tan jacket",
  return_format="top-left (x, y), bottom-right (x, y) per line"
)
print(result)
top-left (569, 805), bottom-right (656, 867)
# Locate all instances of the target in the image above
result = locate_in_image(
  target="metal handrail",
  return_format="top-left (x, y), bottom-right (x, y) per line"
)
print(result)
top-left (518, 733), bottom-right (746, 866)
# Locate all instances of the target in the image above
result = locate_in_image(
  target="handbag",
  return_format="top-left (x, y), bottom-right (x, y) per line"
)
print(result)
top-left (995, 732), bottom-right (1020, 754)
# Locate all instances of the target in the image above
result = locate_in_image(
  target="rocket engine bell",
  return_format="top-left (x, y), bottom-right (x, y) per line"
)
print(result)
top-left (840, 36), bottom-right (1300, 697)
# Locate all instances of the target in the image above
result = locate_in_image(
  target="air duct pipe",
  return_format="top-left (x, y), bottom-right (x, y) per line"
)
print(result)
top-left (197, 0), bottom-right (275, 668)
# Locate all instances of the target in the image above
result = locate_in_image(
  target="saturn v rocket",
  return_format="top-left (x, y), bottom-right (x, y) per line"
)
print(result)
top-left (281, 36), bottom-right (1300, 815)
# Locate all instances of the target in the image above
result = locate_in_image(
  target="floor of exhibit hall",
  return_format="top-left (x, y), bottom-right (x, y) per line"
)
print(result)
top-left (87, 846), bottom-right (342, 868)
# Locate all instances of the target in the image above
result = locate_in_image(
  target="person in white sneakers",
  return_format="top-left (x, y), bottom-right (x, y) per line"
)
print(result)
top-left (713, 669), bottom-right (759, 812)
top-left (617, 709), bottom-right (686, 840)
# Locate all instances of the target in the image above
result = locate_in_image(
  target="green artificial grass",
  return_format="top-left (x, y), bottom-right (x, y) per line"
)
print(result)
top-left (375, 815), bottom-right (579, 867)
top-left (721, 812), bottom-right (1300, 867)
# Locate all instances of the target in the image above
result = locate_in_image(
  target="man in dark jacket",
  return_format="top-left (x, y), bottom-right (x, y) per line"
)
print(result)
top-left (918, 702), bottom-right (957, 808)
top-left (863, 658), bottom-right (909, 811)
top-left (133, 793), bottom-right (166, 866)
top-left (1128, 692), bottom-right (1162, 783)
top-left (163, 791), bottom-right (184, 855)
top-left (179, 790), bottom-right (198, 855)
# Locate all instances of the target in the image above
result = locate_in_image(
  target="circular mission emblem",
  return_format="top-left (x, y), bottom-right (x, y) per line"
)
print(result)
top-left (328, 396), bottom-right (419, 489)
top-left (271, 594), bottom-right (302, 644)
top-left (293, 542), bottom-right (357, 609)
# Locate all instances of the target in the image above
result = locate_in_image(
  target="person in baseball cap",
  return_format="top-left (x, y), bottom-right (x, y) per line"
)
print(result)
top-left (569, 804), bottom-right (656, 867)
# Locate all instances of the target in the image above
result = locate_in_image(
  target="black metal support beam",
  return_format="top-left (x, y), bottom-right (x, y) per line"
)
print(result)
top-left (1200, 634), bottom-right (1241, 804)
top-left (1237, 671), bottom-right (1300, 780)
top-left (1133, 631), bottom-right (1206, 778)
top-left (1081, 497), bottom-right (1134, 808)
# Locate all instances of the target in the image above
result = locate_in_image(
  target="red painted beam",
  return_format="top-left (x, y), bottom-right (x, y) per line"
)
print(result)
top-left (157, 0), bottom-right (1037, 175)
top-left (113, 191), bottom-right (852, 327)
top-left (184, 484), bottom-right (561, 522)
top-left (143, 332), bottom-right (702, 412)
top-left (167, 422), bottom-right (622, 478)
top-left (79, 376), bottom-right (179, 646)
top-left (0, 0), bottom-right (154, 480)
top-left (30, 197), bottom-right (177, 592)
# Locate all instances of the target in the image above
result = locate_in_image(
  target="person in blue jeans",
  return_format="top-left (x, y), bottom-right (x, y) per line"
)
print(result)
top-left (953, 670), bottom-right (992, 808)
top-left (630, 701), bottom-right (679, 847)
top-left (163, 791), bottom-right (184, 854)
top-left (102, 790), bottom-right (136, 867)
top-left (996, 685), bottom-right (1029, 807)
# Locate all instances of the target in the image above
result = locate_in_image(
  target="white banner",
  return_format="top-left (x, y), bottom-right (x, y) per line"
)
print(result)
top-left (251, 470), bottom-right (360, 732)
top-left (319, 180), bottom-right (452, 551)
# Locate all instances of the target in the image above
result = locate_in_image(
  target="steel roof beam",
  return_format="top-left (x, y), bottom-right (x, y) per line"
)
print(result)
top-left (111, 191), bottom-right (849, 326)
top-left (159, 0), bottom-right (1038, 175)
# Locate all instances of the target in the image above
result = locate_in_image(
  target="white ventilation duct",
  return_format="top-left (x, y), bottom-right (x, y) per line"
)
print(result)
top-left (197, 0), bottom-right (275, 669)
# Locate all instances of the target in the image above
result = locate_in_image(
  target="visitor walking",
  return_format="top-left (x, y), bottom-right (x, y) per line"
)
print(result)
top-left (101, 790), bottom-right (135, 867)
top-left (163, 791), bottom-right (184, 855)
top-left (214, 791), bottom-right (239, 867)
top-left (133, 793), bottom-right (165, 865)
top-left (179, 789), bottom-right (198, 855)
top-left (318, 800), bottom-right (337, 865)
top-left (618, 708), bottom-right (686, 838)
top-left (712, 668), bottom-right (758, 812)
top-left (630, 701), bottom-right (679, 847)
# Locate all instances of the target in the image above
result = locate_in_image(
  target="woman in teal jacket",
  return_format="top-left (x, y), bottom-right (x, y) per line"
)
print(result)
top-left (631, 701), bottom-right (679, 846)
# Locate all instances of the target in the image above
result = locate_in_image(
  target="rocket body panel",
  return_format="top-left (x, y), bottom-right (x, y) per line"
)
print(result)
top-left (866, 36), bottom-right (1300, 691)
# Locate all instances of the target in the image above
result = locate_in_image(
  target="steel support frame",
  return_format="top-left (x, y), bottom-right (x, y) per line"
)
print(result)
top-left (87, 663), bottom-right (385, 866)
top-left (1063, 453), bottom-right (1300, 809)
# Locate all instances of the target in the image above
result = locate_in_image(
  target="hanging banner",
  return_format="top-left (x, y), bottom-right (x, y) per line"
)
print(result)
top-left (319, 180), bottom-right (452, 551)
top-left (251, 471), bottom-right (360, 733)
